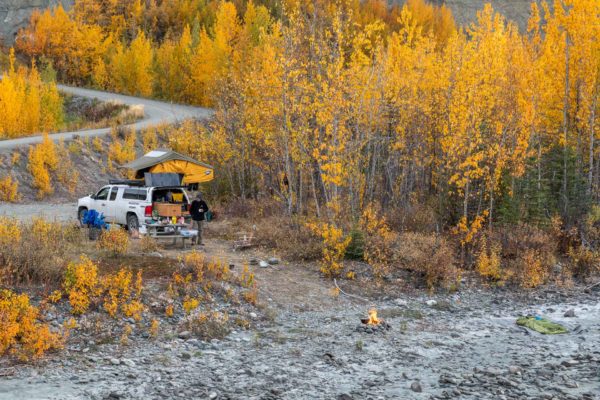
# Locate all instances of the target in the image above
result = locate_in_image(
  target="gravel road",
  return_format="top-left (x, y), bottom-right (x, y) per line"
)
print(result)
top-left (0, 84), bottom-right (213, 150)
top-left (0, 202), bottom-right (76, 222)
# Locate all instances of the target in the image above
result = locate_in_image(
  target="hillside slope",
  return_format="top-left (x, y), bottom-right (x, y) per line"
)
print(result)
top-left (0, 0), bottom-right (72, 45)
top-left (442, 0), bottom-right (534, 28)
top-left (0, 0), bottom-right (534, 46)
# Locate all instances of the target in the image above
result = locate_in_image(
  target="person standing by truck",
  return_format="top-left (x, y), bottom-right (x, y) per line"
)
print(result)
top-left (190, 193), bottom-right (209, 246)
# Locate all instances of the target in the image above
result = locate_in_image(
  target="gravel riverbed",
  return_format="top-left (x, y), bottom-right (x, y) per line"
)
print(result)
top-left (0, 286), bottom-right (598, 400)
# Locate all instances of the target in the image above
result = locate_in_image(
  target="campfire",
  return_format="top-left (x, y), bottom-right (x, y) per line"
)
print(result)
top-left (357, 308), bottom-right (391, 333)
top-left (363, 308), bottom-right (381, 325)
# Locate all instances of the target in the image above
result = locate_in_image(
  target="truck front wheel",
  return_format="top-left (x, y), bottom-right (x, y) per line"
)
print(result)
top-left (78, 207), bottom-right (88, 227)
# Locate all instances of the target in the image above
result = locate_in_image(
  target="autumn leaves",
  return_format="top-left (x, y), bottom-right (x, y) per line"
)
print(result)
top-left (0, 50), bottom-right (64, 139)
top-left (4, 0), bottom-right (599, 243)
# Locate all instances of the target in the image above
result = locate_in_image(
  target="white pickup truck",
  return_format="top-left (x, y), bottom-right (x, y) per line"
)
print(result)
top-left (77, 184), bottom-right (191, 230)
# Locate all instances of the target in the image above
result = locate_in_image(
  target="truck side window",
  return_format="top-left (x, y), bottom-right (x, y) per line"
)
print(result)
top-left (96, 187), bottom-right (110, 201)
top-left (123, 189), bottom-right (147, 200)
top-left (109, 188), bottom-right (118, 201)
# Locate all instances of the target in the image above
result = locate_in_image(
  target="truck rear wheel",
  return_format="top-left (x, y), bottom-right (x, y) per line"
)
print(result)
top-left (127, 214), bottom-right (139, 232)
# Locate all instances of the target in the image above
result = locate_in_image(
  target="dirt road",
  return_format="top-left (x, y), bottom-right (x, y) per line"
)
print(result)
top-left (0, 84), bottom-right (213, 150)
top-left (0, 202), bottom-right (76, 222)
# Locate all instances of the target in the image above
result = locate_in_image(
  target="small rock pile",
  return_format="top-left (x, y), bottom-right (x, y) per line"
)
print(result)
top-left (356, 321), bottom-right (391, 334)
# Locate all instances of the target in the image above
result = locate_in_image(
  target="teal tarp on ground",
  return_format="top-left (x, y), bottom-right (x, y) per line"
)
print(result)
top-left (516, 316), bottom-right (568, 334)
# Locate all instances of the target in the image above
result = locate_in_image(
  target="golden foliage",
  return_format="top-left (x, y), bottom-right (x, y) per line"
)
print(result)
top-left (11, 152), bottom-right (21, 165)
top-left (149, 319), bottom-right (159, 338)
top-left (140, 235), bottom-right (160, 252)
top-left (101, 268), bottom-right (133, 317)
top-left (63, 256), bottom-right (145, 319)
top-left (92, 136), bottom-right (104, 153)
top-left (239, 264), bottom-right (255, 288)
top-left (108, 128), bottom-right (137, 165)
top-left (27, 133), bottom-right (58, 198)
top-left (12, 0), bottom-right (600, 280)
top-left (307, 222), bottom-right (351, 278)
top-left (182, 296), bottom-right (200, 314)
top-left (0, 49), bottom-right (64, 139)
top-left (519, 249), bottom-right (547, 288)
top-left (0, 289), bottom-right (63, 360)
top-left (97, 227), bottom-right (129, 255)
top-left (567, 245), bottom-right (600, 277)
top-left (361, 205), bottom-right (397, 277)
top-left (476, 238), bottom-right (503, 282)
top-left (141, 127), bottom-right (158, 153)
top-left (165, 304), bottom-right (174, 318)
top-left (0, 175), bottom-right (19, 202)
top-left (63, 255), bottom-right (99, 314)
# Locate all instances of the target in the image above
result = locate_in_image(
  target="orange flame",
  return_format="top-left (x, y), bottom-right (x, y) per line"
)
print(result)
top-left (366, 308), bottom-right (380, 325)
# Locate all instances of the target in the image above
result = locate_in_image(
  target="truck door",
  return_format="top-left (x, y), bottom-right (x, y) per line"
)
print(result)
top-left (105, 187), bottom-right (121, 223)
top-left (92, 186), bottom-right (111, 218)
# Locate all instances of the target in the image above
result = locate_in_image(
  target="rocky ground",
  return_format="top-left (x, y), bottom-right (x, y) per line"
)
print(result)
top-left (0, 250), bottom-right (598, 400)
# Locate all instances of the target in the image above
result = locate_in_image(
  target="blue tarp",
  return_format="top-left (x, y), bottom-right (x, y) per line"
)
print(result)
top-left (82, 209), bottom-right (107, 229)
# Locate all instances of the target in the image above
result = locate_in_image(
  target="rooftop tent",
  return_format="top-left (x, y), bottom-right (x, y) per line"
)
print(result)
top-left (122, 149), bottom-right (214, 184)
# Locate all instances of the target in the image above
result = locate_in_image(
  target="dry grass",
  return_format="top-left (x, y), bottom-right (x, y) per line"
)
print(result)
top-left (0, 218), bottom-right (83, 285)
top-left (394, 232), bottom-right (459, 289)
top-left (209, 215), bottom-right (322, 261)
top-left (490, 224), bottom-right (558, 287)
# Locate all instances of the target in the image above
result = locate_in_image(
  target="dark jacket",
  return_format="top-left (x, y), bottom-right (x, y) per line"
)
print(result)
top-left (190, 199), bottom-right (208, 221)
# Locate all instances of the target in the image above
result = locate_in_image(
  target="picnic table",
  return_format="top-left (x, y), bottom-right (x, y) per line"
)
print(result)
top-left (144, 223), bottom-right (196, 249)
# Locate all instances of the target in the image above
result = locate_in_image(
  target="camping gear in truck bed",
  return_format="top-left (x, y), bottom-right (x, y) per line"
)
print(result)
top-left (154, 203), bottom-right (185, 217)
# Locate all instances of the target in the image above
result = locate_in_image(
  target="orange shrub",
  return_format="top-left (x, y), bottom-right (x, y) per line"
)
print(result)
top-left (97, 227), bottom-right (129, 255)
top-left (108, 127), bottom-right (136, 165)
top-left (182, 296), bottom-right (200, 314)
top-left (55, 142), bottom-right (79, 194)
top-left (567, 245), bottom-right (600, 278)
top-left (184, 250), bottom-right (206, 281)
top-left (0, 289), bottom-right (63, 360)
top-left (27, 134), bottom-right (59, 198)
top-left (476, 238), bottom-right (503, 282)
top-left (0, 175), bottom-right (19, 202)
top-left (395, 232), bottom-right (458, 289)
top-left (142, 127), bottom-right (158, 152)
top-left (518, 249), bottom-right (547, 288)
top-left (149, 319), bottom-right (160, 338)
top-left (140, 235), bottom-right (160, 252)
top-left (493, 224), bottom-right (557, 287)
top-left (92, 136), bottom-right (104, 153)
top-left (187, 310), bottom-right (230, 340)
top-left (361, 205), bottom-right (397, 277)
top-left (165, 304), bottom-right (174, 317)
top-left (11, 152), bottom-right (21, 165)
top-left (63, 255), bottom-right (100, 314)
top-left (307, 222), bottom-right (350, 278)
top-left (102, 268), bottom-right (145, 320)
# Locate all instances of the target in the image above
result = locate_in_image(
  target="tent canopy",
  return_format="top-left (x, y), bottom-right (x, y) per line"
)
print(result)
top-left (122, 149), bottom-right (214, 184)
